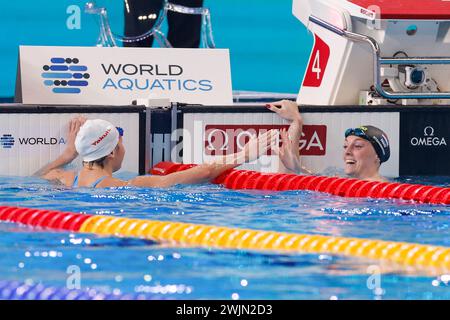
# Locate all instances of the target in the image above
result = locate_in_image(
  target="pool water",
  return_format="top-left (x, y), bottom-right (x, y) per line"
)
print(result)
top-left (0, 174), bottom-right (449, 300)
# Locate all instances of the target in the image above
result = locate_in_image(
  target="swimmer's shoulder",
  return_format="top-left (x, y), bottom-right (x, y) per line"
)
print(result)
top-left (43, 169), bottom-right (76, 187)
top-left (95, 176), bottom-right (128, 188)
top-left (367, 174), bottom-right (390, 183)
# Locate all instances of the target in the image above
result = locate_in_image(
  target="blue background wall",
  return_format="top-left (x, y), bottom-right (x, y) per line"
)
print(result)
top-left (0, 0), bottom-right (312, 98)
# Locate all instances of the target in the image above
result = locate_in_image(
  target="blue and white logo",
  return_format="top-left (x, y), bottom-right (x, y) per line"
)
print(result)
top-left (0, 134), bottom-right (15, 149)
top-left (41, 57), bottom-right (90, 94)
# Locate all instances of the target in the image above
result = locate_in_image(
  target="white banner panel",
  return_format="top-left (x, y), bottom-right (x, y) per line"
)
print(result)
top-left (17, 46), bottom-right (232, 106)
top-left (183, 112), bottom-right (400, 178)
top-left (0, 113), bottom-right (140, 176)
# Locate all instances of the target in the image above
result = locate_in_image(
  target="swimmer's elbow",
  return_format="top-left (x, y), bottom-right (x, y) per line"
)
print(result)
top-left (196, 163), bottom-right (228, 182)
top-left (198, 164), bottom-right (215, 181)
top-left (128, 165), bottom-right (215, 188)
top-left (41, 169), bottom-right (60, 180)
top-left (169, 164), bottom-right (214, 185)
top-left (128, 175), bottom-right (172, 188)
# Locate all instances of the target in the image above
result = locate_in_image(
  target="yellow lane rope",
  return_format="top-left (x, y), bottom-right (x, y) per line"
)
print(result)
top-left (79, 215), bottom-right (450, 273)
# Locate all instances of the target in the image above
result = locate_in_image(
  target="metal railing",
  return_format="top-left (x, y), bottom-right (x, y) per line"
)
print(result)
top-left (85, 1), bottom-right (216, 48)
top-left (309, 15), bottom-right (450, 100)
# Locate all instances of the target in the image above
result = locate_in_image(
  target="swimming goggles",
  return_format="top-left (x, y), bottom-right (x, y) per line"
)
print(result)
top-left (345, 127), bottom-right (370, 141)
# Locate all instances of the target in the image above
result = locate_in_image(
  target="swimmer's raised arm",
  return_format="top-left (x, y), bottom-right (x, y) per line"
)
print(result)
top-left (267, 100), bottom-right (311, 175)
top-left (127, 130), bottom-right (278, 188)
top-left (35, 116), bottom-right (87, 180)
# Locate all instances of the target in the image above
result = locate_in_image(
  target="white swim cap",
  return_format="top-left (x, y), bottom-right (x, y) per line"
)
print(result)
top-left (75, 119), bottom-right (119, 162)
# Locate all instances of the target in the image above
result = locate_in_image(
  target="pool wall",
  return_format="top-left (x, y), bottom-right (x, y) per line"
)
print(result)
top-left (1, 103), bottom-right (449, 176)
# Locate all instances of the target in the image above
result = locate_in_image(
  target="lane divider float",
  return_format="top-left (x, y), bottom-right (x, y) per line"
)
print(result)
top-left (1, 206), bottom-right (449, 274)
top-left (0, 280), bottom-right (151, 300)
top-left (150, 162), bottom-right (450, 205)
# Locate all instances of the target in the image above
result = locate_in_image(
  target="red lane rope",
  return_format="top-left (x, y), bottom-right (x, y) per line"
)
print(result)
top-left (0, 206), bottom-right (92, 231)
top-left (150, 162), bottom-right (450, 205)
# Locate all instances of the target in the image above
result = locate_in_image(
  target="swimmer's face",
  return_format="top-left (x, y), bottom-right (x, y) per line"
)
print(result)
top-left (112, 137), bottom-right (125, 172)
top-left (343, 136), bottom-right (380, 178)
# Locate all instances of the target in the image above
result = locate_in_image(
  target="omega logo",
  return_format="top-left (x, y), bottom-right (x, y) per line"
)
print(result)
top-left (410, 126), bottom-right (447, 147)
top-left (423, 126), bottom-right (434, 137)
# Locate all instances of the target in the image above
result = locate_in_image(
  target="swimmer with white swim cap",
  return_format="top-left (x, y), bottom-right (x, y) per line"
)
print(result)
top-left (267, 100), bottom-right (390, 182)
top-left (37, 116), bottom-right (277, 188)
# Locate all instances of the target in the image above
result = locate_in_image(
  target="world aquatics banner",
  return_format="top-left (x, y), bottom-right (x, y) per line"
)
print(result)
top-left (16, 46), bottom-right (233, 106)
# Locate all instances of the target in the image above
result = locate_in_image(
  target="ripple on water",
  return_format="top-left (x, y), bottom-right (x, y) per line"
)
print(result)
top-left (0, 175), bottom-right (449, 299)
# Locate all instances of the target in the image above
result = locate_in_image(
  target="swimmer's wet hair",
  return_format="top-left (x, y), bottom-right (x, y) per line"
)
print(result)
top-left (81, 144), bottom-right (119, 169)
top-left (83, 156), bottom-right (107, 169)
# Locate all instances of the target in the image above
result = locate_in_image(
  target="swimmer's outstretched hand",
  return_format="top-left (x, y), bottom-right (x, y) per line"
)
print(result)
top-left (266, 100), bottom-right (302, 123)
top-left (62, 116), bottom-right (87, 161)
top-left (212, 129), bottom-right (278, 166)
top-left (241, 129), bottom-right (278, 163)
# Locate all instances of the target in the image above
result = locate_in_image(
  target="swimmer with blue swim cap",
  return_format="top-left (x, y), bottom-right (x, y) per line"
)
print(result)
top-left (267, 100), bottom-right (390, 182)
top-left (37, 116), bottom-right (277, 188)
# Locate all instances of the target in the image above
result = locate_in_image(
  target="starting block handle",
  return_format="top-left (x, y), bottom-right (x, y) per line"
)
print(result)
top-left (309, 15), bottom-right (450, 100)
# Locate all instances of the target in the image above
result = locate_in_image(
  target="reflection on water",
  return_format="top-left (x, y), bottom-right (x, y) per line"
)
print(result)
top-left (0, 175), bottom-right (449, 299)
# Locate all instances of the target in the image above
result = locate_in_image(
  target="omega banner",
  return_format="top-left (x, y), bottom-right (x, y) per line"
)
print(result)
top-left (183, 111), bottom-right (400, 177)
top-left (400, 110), bottom-right (450, 175)
top-left (15, 46), bottom-right (233, 105)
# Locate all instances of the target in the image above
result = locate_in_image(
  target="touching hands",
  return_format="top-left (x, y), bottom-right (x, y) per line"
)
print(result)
top-left (277, 129), bottom-right (301, 173)
top-left (276, 129), bottom-right (312, 175)
top-left (242, 129), bottom-right (278, 163)
top-left (214, 129), bottom-right (278, 166)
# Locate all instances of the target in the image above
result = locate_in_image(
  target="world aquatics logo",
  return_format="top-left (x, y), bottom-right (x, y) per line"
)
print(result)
top-left (41, 57), bottom-right (90, 94)
top-left (0, 134), bottom-right (15, 149)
